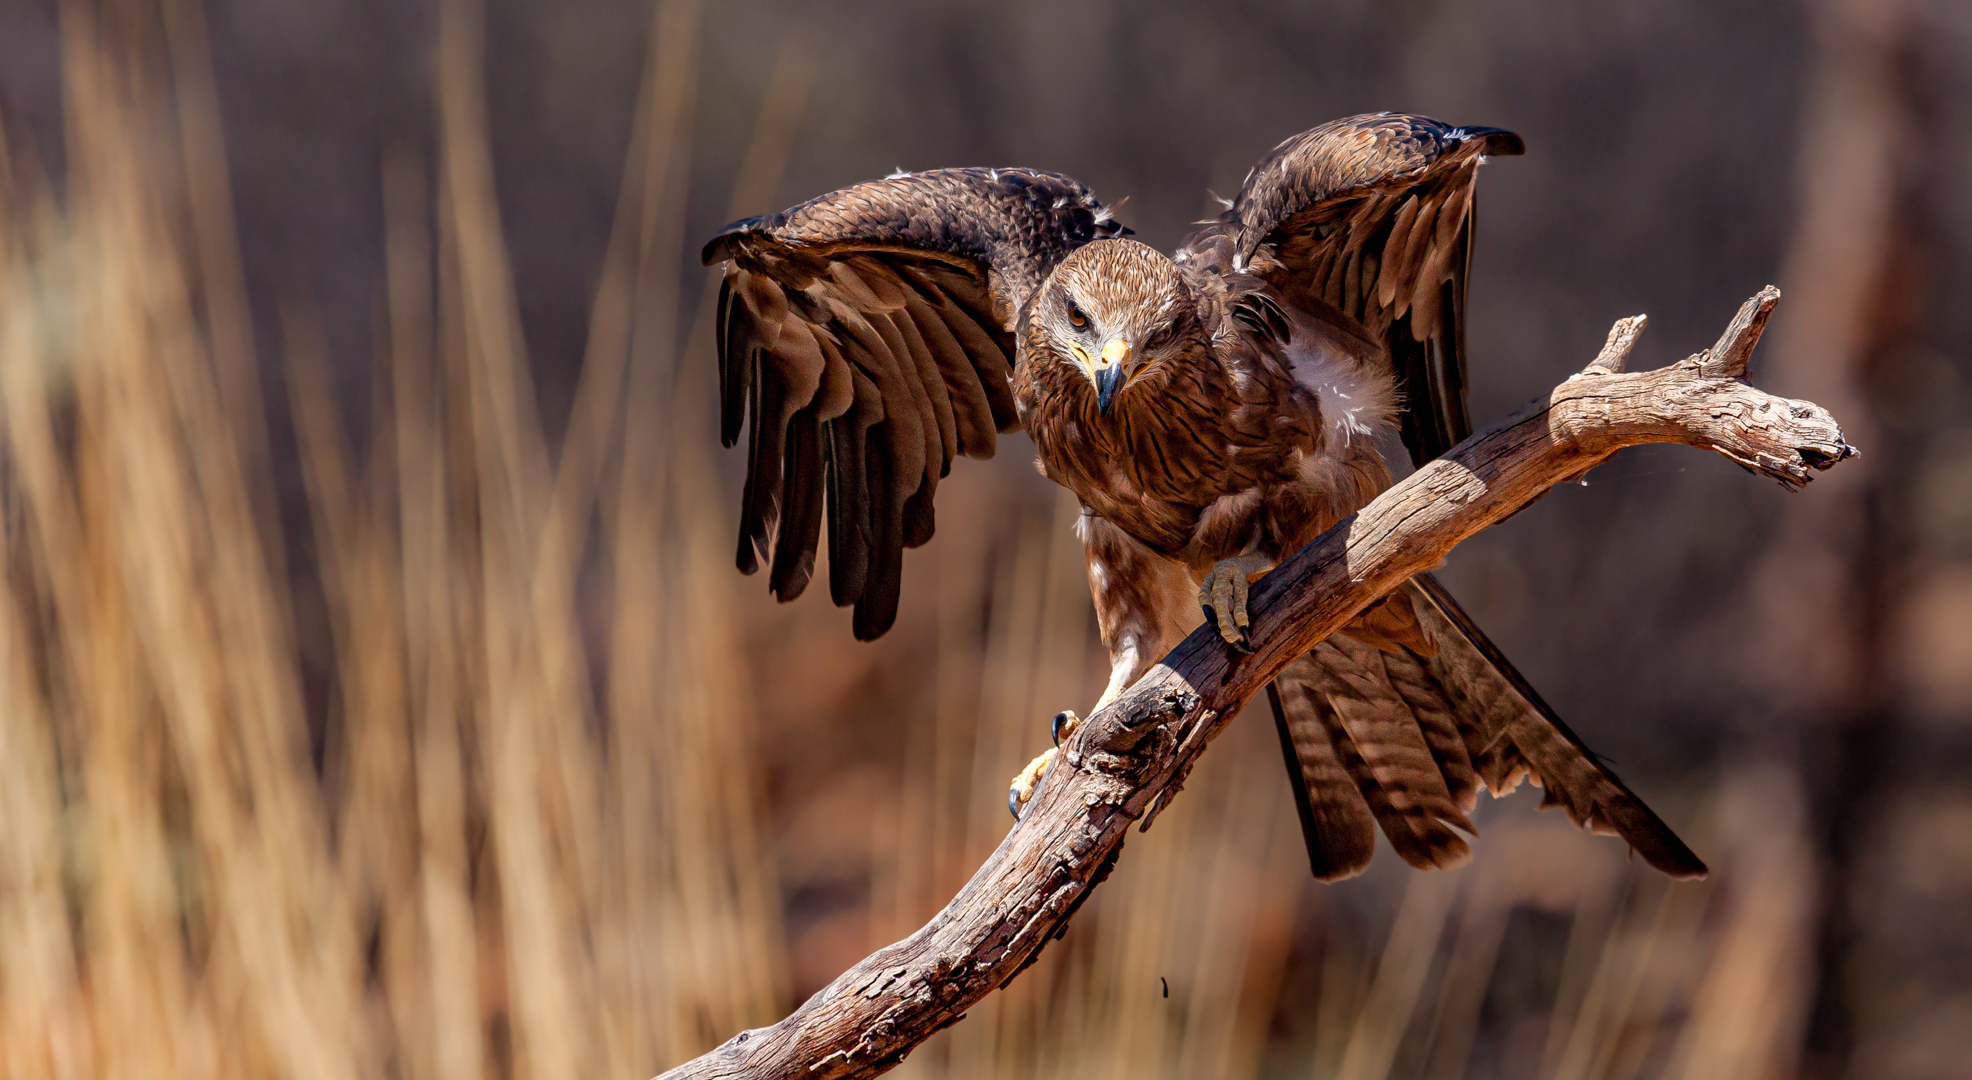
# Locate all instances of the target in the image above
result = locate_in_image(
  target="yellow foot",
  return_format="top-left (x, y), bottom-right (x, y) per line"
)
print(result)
top-left (1008, 747), bottom-right (1055, 819)
top-left (1008, 710), bottom-right (1082, 819)
top-left (1199, 552), bottom-right (1274, 651)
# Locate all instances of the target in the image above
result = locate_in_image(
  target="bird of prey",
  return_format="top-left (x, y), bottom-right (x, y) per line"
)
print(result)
top-left (704, 113), bottom-right (1706, 882)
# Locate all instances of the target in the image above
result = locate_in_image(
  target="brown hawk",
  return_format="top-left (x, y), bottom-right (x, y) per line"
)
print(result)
top-left (704, 113), bottom-right (1705, 881)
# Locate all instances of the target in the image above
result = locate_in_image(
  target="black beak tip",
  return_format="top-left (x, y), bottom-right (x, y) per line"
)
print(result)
top-left (1094, 366), bottom-right (1124, 415)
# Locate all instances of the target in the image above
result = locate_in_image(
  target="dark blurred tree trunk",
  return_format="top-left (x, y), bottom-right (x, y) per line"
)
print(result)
top-left (1757, 0), bottom-right (1934, 1075)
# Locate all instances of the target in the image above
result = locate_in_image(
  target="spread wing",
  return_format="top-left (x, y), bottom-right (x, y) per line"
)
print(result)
top-left (705, 168), bottom-right (1126, 639)
top-left (1190, 113), bottom-right (1524, 465)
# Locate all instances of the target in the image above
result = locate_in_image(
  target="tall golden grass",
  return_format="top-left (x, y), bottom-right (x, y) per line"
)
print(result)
top-left (0, 1), bottom-right (1818, 1077)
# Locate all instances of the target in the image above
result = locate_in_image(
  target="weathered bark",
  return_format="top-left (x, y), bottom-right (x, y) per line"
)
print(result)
top-left (654, 287), bottom-right (1855, 1080)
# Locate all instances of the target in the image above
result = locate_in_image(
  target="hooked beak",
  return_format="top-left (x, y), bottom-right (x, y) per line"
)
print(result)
top-left (1091, 339), bottom-right (1129, 415)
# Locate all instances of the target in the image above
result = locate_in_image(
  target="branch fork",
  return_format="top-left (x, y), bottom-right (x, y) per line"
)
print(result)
top-left (654, 288), bottom-right (1855, 1080)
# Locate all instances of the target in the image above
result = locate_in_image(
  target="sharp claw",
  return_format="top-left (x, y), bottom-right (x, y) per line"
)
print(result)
top-left (1209, 597), bottom-right (1240, 646)
top-left (1052, 710), bottom-right (1076, 746)
top-left (1202, 556), bottom-right (1268, 654)
top-left (1009, 744), bottom-right (1060, 820)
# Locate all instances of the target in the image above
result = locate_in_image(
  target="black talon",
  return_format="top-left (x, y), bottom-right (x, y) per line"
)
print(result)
top-left (1008, 787), bottom-right (1022, 820)
top-left (1052, 711), bottom-right (1073, 746)
top-left (1204, 603), bottom-right (1254, 653)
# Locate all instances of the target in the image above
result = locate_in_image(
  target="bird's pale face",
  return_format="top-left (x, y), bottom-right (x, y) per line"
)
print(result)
top-left (1036, 239), bottom-right (1194, 416)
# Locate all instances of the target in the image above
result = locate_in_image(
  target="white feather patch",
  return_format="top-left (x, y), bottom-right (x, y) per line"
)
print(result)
top-left (1283, 327), bottom-right (1400, 443)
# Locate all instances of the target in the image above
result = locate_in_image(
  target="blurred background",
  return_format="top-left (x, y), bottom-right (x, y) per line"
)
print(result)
top-left (0, 0), bottom-right (1967, 1077)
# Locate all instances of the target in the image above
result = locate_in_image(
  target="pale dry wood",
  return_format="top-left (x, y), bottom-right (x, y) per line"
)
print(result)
top-left (653, 286), bottom-right (1853, 1080)
top-left (1582, 314), bottom-right (1646, 375)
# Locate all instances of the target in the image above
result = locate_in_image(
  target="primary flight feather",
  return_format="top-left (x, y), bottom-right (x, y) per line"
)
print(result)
top-left (705, 113), bottom-right (1706, 882)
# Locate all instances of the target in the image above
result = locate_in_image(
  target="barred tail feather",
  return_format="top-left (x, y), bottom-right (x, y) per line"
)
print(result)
top-left (1269, 575), bottom-right (1706, 882)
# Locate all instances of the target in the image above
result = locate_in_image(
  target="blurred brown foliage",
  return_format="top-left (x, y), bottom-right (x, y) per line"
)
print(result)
top-left (0, 1), bottom-right (1969, 1078)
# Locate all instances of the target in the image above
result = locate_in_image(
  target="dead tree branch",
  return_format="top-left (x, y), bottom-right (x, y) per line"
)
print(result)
top-left (654, 286), bottom-right (1855, 1080)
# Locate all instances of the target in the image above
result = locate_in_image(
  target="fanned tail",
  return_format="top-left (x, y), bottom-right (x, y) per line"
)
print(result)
top-left (1269, 574), bottom-right (1706, 882)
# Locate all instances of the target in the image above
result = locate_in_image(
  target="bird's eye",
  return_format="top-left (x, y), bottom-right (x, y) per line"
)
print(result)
top-left (1067, 303), bottom-right (1088, 330)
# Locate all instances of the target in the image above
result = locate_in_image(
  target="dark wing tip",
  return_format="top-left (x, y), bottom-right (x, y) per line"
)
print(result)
top-left (701, 213), bottom-right (785, 265)
top-left (1451, 125), bottom-right (1525, 157)
top-left (851, 595), bottom-right (899, 641)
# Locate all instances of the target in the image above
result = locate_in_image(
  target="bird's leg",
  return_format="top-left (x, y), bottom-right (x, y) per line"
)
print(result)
top-left (1008, 694), bottom-right (1118, 818)
top-left (1010, 549), bottom-right (1265, 816)
top-left (1010, 517), bottom-right (1196, 818)
top-left (1199, 551), bottom-right (1275, 651)
top-left (1009, 626), bottom-right (1161, 817)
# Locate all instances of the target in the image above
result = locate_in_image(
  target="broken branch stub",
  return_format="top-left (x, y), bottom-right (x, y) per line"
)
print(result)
top-left (654, 288), bottom-right (1855, 1080)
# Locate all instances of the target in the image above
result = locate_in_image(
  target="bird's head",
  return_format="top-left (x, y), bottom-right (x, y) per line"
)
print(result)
top-left (1033, 238), bottom-right (1197, 417)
